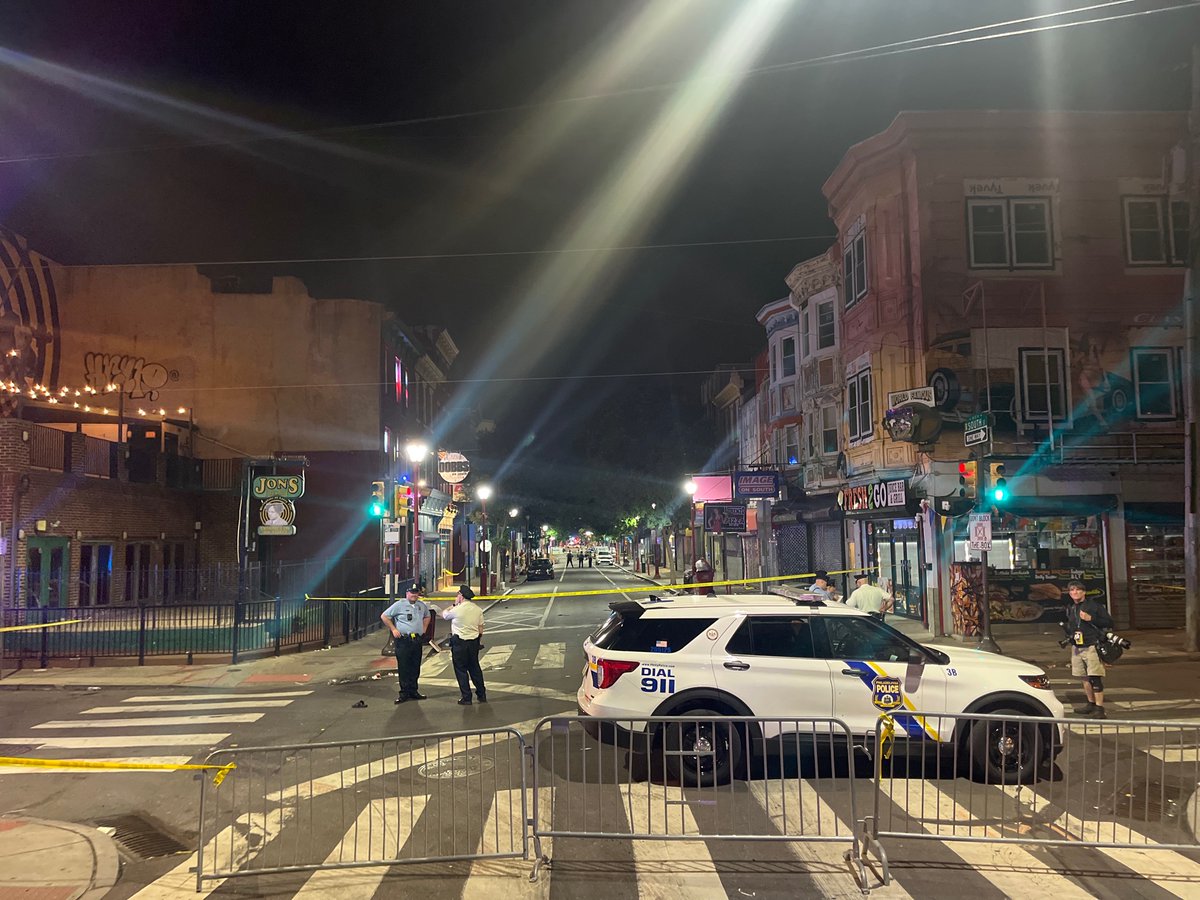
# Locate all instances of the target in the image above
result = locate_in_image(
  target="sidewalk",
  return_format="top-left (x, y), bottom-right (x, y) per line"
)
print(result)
top-left (0, 816), bottom-right (120, 900)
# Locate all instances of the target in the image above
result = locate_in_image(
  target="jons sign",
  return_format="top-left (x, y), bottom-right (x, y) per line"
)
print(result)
top-left (837, 479), bottom-right (907, 515)
top-left (252, 475), bottom-right (305, 500)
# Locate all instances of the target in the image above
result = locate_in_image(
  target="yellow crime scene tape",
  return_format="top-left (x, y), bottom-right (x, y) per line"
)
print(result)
top-left (305, 567), bottom-right (874, 603)
top-left (878, 714), bottom-right (896, 760)
top-left (0, 618), bottom-right (86, 633)
top-left (0, 756), bottom-right (237, 785)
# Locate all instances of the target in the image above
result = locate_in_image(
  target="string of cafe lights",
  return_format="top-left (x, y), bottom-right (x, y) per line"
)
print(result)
top-left (0, 364), bottom-right (189, 419)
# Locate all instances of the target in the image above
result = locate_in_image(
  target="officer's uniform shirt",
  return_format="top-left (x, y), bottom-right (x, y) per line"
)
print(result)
top-left (383, 596), bottom-right (430, 636)
top-left (846, 583), bottom-right (888, 613)
top-left (443, 600), bottom-right (484, 639)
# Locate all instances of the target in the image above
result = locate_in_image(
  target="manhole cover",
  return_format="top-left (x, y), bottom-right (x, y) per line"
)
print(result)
top-left (417, 756), bottom-right (496, 779)
top-left (94, 814), bottom-right (189, 860)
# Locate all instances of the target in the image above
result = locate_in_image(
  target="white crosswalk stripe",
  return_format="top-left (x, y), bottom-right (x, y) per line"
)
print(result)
top-left (1, 690), bottom-right (311, 776)
top-left (480, 645), bottom-right (515, 668)
top-left (533, 642), bottom-right (565, 669)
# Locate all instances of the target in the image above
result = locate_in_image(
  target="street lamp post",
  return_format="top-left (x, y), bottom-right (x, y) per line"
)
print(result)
top-left (477, 484), bottom-right (493, 596)
top-left (684, 479), bottom-right (698, 571)
top-left (651, 502), bottom-right (660, 578)
top-left (509, 507), bottom-right (519, 581)
top-left (405, 441), bottom-right (429, 587)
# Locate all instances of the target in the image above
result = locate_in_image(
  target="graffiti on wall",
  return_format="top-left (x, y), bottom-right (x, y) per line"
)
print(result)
top-left (1070, 332), bottom-right (1133, 426)
top-left (83, 352), bottom-right (172, 400)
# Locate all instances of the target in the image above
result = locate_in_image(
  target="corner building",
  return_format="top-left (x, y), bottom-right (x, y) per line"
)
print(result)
top-left (820, 110), bottom-right (1188, 634)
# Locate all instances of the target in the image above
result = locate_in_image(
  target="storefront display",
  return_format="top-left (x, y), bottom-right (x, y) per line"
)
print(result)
top-left (950, 511), bottom-right (1108, 628)
top-left (866, 518), bottom-right (925, 620)
top-left (1126, 520), bottom-right (1184, 628)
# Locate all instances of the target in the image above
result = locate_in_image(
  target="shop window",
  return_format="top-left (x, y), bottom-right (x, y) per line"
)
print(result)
top-left (967, 198), bottom-right (1053, 269)
top-left (817, 301), bottom-right (836, 348)
top-left (843, 231), bottom-right (868, 306)
top-left (821, 405), bottom-right (839, 454)
top-left (79, 544), bottom-right (112, 607)
top-left (1019, 348), bottom-right (1068, 423)
top-left (847, 368), bottom-right (873, 444)
top-left (1131, 347), bottom-right (1178, 419)
top-left (1123, 197), bottom-right (1189, 266)
top-left (781, 337), bottom-right (796, 378)
top-left (124, 543), bottom-right (152, 603)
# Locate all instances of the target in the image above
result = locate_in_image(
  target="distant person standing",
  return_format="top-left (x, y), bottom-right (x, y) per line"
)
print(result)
top-left (846, 572), bottom-right (893, 619)
top-left (807, 570), bottom-right (839, 602)
top-left (443, 584), bottom-right (487, 706)
top-left (565, 550), bottom-right (574, 568)
top-left (381, 582), bottom-right (431, 704)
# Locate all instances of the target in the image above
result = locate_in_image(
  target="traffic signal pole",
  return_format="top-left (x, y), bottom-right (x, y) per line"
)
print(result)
top-left (977, 459), bottom-right (1001, 654)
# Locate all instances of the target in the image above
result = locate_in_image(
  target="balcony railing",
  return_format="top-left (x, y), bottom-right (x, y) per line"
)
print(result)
top-left (81, 435), bottom-right (115, 478)
top-left (1016, 431), bottom-right (1184, 465)
top-left (27, 424), bottom-right (67, 471)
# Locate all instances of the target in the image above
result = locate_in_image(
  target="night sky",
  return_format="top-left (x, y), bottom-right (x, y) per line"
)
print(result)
top-left (0, 0), bottom-right (1196, 471)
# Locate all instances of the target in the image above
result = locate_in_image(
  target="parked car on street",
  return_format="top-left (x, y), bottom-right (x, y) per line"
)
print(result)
top-left (577, 593), bottom-right (1064, 785)
top-left (526, 557), bottom-right (555, 581)
top-left (594, 547), bottom-right (615, 566)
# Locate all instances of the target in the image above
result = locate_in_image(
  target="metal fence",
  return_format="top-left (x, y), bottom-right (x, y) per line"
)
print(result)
top-left (1, 594), bottom-right (388, 666)
top-left (528, 714), bottom-right (876, 885)
top-left (196, 727), bottom-right (529, 889)
top-left (185, 711), bottom-right (1200, 892)
top-left (869, 711), bottom-right (1200, 856)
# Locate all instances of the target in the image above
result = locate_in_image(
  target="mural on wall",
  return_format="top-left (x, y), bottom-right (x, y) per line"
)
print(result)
top-left (0, 226), bottom-right (60, 416)
top-left (83, 352), bottom-right (173, 400)
top-left (1070, 331), bottom-right (1134, 427)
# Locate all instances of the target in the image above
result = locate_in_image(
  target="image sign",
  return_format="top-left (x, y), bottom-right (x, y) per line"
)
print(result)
top-left (252, 474), bottom-right (304, 500)
top-left (438, 451), bottom-right (471, 484)
top-left (258, 498), bottom-right (297, 536)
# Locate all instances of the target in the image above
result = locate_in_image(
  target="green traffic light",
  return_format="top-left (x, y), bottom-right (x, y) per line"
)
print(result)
top-left (369, 501), bottom-right (385, 517)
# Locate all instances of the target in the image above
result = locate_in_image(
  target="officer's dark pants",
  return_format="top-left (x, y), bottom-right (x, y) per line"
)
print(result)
top-left (394, 635), bottom-right (423, 697)
top-left (450, 636), bottom-right (486, 701)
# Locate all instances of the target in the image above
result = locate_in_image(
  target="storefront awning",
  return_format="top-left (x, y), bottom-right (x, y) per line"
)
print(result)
top-left (1123, 502), bottom-right (1183, 524)
top-left (998, 494), bottom-right (1118, 517)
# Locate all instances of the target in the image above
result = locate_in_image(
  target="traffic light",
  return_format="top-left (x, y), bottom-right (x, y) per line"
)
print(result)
top-left (395, 483), bottom-right (413, 516)
top-left (369, 480), bottom-right (387, 518)
top-left (958, 461), bottom-right (977, 499)
top-left (988, 462), bottom-right (1008, 504)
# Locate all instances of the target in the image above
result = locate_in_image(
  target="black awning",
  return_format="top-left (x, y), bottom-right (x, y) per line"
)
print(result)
top-left (1123, 502), bottom-right (1183, 524)
top-left (999, 494), bottom-right (1119, 517)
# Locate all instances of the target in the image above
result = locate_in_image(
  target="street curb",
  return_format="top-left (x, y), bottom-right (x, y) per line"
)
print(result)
top-left (5, 816), bottom-right (122, 900)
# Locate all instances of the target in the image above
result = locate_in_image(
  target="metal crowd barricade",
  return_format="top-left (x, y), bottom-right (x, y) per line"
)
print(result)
top-left (869, 710), bottom-right (1200, 854)
top-left (528, 714), bottom-right (883, 889)
top-left (195, 727), bottom-right (528, 889)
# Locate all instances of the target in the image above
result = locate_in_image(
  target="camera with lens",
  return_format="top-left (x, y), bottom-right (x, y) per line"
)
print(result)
top-left (1105, 631), bottom-right (1132, 650)
top-left (1056, 620), bottom-right (1072, 648)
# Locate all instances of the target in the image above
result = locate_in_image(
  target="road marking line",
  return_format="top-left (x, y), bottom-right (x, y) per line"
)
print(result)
top-left (750, 779), bottom-right (909, 897)
top-left (887, 780), bottom-right (1094, 898)
top-left (480, 645), bottom-right (515, 668)
top-left (538, 587), bottom-right (558, 629)
top-left (534, 643), bottom-right (565, 669)
top-left (998, 784), bottom-right (1200, 898)
top-left (33, 714), bottom-right (264, 729)
top-left (83, 700), bottom-right (295, 714)
top-left (292, 796), bottom-right (428, 898)
top-left (0, 734), bottom-right (229, 749)
top-left (619, 783), bottom-right (727, 899)
top-left (416, 677), bottom-right (576, 703)
top-left (123, 691), bottom-right (312, 702)
top-left (0, 755), bottom-right (195, 775)
top-left (130, 808), bottom-right (293, 899)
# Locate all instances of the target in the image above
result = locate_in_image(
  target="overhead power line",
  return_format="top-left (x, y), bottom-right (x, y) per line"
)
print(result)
top-left (0, 1), bottom-right (1192, 166)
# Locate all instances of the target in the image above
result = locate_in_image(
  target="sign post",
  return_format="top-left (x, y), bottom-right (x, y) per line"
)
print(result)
top-left (969, 508), bottom-right (1001, 653)
top-left (964, 413), bottom-right (990, 448)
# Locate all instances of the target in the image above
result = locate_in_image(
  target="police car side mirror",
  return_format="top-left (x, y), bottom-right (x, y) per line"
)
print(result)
top-left (908, 649), bottom-right (927, 666)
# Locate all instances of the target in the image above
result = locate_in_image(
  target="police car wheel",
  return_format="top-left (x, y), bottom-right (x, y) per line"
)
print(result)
top-left (661, 709), bottom-right (742, 787)
top-left (966, 707), bottom-right (1043, 784)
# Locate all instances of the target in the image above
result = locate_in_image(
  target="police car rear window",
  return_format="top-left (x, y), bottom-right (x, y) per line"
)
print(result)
top-left (591, 614), bottom-right (718, 654)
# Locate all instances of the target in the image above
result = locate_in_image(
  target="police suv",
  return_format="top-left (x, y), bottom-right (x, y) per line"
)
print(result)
top-left (578, 594), bottom-right (1064, 785)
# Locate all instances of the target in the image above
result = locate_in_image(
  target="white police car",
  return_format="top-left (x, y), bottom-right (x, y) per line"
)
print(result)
top-left (578, 594), bottom-right (1064, 784)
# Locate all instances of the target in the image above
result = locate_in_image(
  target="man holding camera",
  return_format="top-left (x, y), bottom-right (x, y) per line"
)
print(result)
top-left (1063, 579), bottom-right (1113, 719)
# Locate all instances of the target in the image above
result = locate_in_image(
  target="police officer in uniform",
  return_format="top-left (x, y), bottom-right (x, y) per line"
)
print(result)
top-left (381, 582), bottom-right (432, 704)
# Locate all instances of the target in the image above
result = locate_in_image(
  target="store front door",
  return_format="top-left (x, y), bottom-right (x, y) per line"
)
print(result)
top-left (26, 536), bottom-right (69, 608)
top-left (870, 519), bottom-right (924, 620)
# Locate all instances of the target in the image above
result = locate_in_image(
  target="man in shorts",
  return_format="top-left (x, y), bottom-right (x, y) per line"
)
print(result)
top-left (1064, 579), bottom-right (1113, 719)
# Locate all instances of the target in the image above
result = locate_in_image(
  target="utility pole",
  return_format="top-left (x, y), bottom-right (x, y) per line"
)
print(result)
top-left (1185, 43), bottom-right (1200, 653)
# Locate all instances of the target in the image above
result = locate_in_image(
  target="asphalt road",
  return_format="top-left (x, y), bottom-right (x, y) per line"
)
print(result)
top-left (5, 564), bottom-right (1200, 898)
